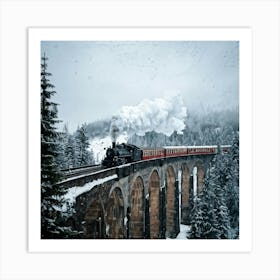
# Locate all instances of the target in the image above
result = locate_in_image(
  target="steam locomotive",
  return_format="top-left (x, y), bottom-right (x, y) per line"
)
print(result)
top-left (102, 142), bottom-right (142, 167)
top-left (101, 142), bottom-right (230, 168)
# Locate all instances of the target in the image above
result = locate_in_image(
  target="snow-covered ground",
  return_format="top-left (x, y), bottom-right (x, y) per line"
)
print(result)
top-left (166, 224), bottom-right (191, 239)
top-left (89, 134), bottom-right (128, 164)
top-left (176, 224), bottom-right (191, 239)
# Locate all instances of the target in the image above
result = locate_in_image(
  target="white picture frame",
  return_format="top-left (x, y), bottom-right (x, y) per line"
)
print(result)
top-left (1, 1), bottom-right (279, 279)
top-left (28, 27), bottom-right (252, 253)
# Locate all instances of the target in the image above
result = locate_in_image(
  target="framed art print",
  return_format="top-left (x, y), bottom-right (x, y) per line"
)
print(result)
top-left (28, 27), bottom-right (252, 253)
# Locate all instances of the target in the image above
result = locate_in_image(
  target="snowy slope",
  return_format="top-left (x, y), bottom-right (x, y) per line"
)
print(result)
top-left (176, 224), bottom-right (191, 239)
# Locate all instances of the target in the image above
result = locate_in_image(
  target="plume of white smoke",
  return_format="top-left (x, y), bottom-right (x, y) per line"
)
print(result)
top-left (110, 94), bottom-right (187, 142)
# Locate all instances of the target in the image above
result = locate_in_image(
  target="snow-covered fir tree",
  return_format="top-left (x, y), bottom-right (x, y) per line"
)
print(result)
top-left (56, 124), bottom-right (68, 169)
top-left (188, 187), bottom-right (219, 239)
top-left (58, 124), bottom-right (77, 169)
top-left (189, 151), bottom-right (231, 239)
top-left (225, 133), bottom-right (239, 238)
top-left (75, 124), bottom-right (93, 167)
top-left (64, 133), bottom-right (77, 169)
top-left (211, 178), bottom-right (231, 238)
top-left (41, 54), bottom-right (62, 185)
top-left (41, 54), bottom-right (79, 238)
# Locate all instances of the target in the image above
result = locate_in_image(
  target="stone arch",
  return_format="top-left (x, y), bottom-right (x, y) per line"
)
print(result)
top-left (84, 198), bottom-right (105, 239)
top-left (181, 163), bottom-right (190, 224)
top-left (130, 176), bottom-right (144, 238)
top-left (106, 187), bottom-right (125, 239)
top-left (166, 165), bottom-right (177, 238)
top-left (149, 170), bottom-right (160, 239)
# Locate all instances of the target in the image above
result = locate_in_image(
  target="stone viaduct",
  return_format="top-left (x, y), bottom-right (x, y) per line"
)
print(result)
top-left (57, 155), bottom-right (215, 239)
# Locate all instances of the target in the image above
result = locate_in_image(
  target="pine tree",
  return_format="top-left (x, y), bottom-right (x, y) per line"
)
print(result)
top-left (41, 53), bottom-right (67, 238)
top-left (189, 188), bottom-right (219, 239)
top-left (210, 177), bottom-right (231, 239)
top-left (189, 152), bottom-right (231, 239)
top-left (56, 124), bottom-right (68, 169)
top-left (209, 152), bottom-right (231, 238)
top-left (58, 124), bottom-right (77, 169)
top-left (225, 133), bottom-right (239, 237)
top-left (75, 124), bottom-right (93, 167)
top-left (64, 134), bottom-right (76, 169)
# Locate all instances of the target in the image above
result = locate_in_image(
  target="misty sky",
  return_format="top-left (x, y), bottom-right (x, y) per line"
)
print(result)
top-left (41, 41), bottom-right (239, 132)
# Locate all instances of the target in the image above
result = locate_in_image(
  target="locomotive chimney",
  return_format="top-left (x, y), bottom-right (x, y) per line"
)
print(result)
top-left (110, 117), bottom-right (119, 149)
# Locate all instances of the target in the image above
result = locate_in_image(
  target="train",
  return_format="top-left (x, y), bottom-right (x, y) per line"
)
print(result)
top-left (101, 142), bottom-right (231, 168)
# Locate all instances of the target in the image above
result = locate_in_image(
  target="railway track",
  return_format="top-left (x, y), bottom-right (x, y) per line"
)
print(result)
top-left (61, 164), bottom-right (103, 179)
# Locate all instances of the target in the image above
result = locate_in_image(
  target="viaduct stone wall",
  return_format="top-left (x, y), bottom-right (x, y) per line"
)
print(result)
top-left (61, 155), bottom-right (214, 239)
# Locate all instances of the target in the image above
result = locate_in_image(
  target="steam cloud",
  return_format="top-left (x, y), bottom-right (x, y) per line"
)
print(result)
top-left (110, 94), bottom-right (187, 142)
